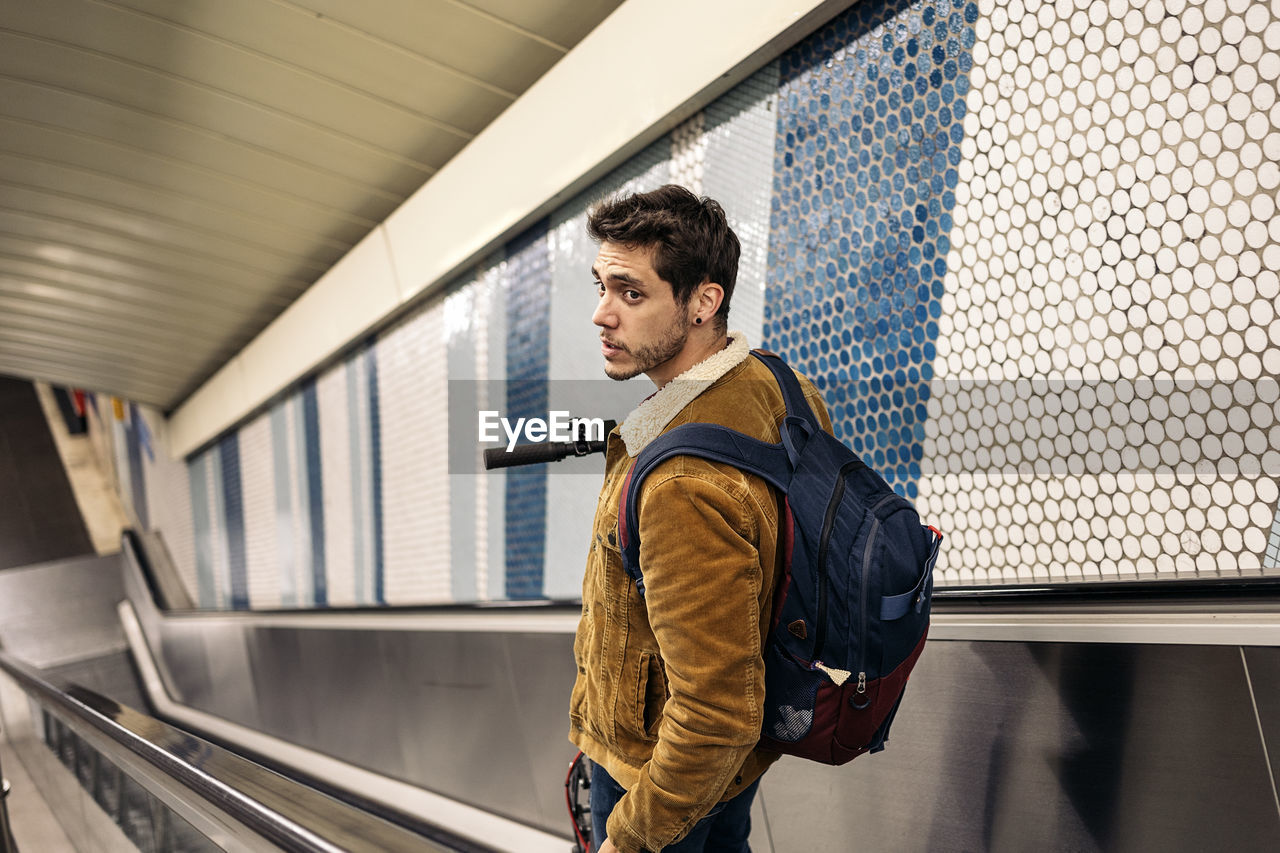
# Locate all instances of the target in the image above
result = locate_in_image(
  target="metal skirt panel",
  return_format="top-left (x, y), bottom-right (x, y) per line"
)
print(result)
top-left (760, 640), bottom-right (1280, 852)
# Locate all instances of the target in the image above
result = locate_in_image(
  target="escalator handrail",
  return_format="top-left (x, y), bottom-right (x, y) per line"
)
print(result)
top-left (0, 647), bottom-right (474, 852)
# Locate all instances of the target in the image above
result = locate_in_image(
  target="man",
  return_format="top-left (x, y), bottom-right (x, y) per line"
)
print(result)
top-left (569, 185), bottom-right (832, 852)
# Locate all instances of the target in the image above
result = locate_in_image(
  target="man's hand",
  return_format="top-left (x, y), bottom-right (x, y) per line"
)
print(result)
top-left (596, 838), bottom-right (619, 853)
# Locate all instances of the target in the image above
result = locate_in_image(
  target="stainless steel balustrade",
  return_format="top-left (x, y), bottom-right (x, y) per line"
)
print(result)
top-left (115, 527), bottom-right (1280, 851)
top-left (0, 648), bottom-right (466, 852)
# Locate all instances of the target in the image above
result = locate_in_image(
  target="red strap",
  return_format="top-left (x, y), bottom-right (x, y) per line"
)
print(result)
top-left (617, 462), bottom-right (637, 550)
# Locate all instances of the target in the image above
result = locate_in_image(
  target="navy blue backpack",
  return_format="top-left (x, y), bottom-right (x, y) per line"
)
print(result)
top-left (618, 350), bottom-right (942, 764)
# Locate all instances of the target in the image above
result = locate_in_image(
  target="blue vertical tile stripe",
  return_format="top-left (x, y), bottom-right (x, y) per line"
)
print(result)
top-left (188, 452), bottom-right (215, 608)
top-left (365, 340), bottom-right (386, 604)
top-left (218, 432), bottom-right (249, 609)
top-left (767, 0), bottom-right (976, 499)
top-left (504, 222), bottom-right (551, 599)
top-left (126, 403), bottom-right (149, 529)
top-left (301, 378), bottom-right (327, 606)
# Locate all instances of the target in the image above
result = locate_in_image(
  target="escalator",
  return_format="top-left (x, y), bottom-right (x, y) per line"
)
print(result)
top-left (0, 537), bottom-right (568, 852)
top-left (7, 519), bottom-right (1280, 851)
top-left (0, 644), bottom-right (479, 852)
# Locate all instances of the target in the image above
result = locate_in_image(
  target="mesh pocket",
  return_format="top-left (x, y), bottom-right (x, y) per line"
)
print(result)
top-left (762, 642), bottom-right (822, 743)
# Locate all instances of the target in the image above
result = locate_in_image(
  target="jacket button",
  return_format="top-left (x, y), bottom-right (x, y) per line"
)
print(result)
top-left (607, 531), bottom-right (616, 546)
top-left (734, 775), bottom-right (742, 785)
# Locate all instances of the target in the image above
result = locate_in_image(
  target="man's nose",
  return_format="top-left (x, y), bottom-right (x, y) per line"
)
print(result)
top-left (591, 293), bottom-right (616, 328)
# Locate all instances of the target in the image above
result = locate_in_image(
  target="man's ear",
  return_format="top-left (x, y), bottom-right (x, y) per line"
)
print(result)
top-left (695, 280), bottom-right (725, 320)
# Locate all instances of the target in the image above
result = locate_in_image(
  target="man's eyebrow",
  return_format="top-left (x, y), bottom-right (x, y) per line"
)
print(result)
top-left (591, 266), bottom-right (645, 286)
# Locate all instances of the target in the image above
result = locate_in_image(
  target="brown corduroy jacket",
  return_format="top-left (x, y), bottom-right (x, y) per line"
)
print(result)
top-left (568, 351), bottom-right (832, 853)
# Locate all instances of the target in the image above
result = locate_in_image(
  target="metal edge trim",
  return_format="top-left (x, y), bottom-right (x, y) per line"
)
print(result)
top-left (130, 605), bottom-right (1280, 646)
top-left (929, 611), bottom-right (1280, 645)
top-left (0, 651), bottom-right (309, 852)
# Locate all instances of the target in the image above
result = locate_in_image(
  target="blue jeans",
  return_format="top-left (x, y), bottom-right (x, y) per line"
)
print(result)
top-left (589, 761), bottom-right (760, 852)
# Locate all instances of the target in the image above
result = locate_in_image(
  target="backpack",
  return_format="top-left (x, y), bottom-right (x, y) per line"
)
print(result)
top-left (618, 350), bottom-right (942, 764)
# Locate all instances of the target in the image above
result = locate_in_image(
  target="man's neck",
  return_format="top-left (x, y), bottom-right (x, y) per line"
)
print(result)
top-left (649, 330), bottom-right (729, 388)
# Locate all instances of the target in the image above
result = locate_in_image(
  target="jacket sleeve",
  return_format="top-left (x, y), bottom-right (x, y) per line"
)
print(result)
top-left (606, 466), bottom-right (766, 853)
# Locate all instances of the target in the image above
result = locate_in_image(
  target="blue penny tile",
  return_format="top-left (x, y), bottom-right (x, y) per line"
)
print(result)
top-left (767, 0), bottom-right (975, 494)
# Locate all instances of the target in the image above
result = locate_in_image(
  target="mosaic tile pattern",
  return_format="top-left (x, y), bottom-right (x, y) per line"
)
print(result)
top-left (477, 261), bottom-right (507, 601)
top-left (705, 60), bottom-right (782, 345)
top-left (354, 342), bottom-right (385, 604)
top-left (543, 138), bottom-right (671, 601)
top-left (446, 277), bottom-right (483, 602)
top-left (317, 362), bottom-right (355, 605)
top-left (378, 296), bottom-right (451, 604)
top-left (1268, 502), bottom-right (1280, 568)
top-left (98, 0), bottom-right (1280, 606)
top-left (504, 222), bottom-right (552, 600)
top-left (187, 449), bottom-right (216, 607)
top-left (125, 402), bottom-right (149, 530)
top-left (217, 431), bottom-right (248, 609)
top-left (139, 411), bottom-right (196, 597)
top-left (238, 411), bottom-right (279, 608)
top-left (670, 112), bottom-right (706, 194)
top-left (768, 0), bottom-right (976, 500)
top-left (269, 397), bottom-right (312, 606)
top-left (917, 0), bottom-right (1280, 583)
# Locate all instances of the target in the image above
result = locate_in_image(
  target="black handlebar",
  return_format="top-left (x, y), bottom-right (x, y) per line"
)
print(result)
top-left (482, 420), bottom-right (617, 470)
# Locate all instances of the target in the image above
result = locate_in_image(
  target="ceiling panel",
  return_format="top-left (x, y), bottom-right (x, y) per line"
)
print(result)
top-left (463, 0), bottom-right (624, 45)
top-left (0, 79), bottom-right (408, 217)
top-left (295, 0), bottom-right (567, 94)
top-left (0, 184), bottom-right (346, 278)
top-left (0, 0), bottom-right (623, 409)
top-left (0, 234), bottom-right (298, 312)
top-left (0, 291), bottom-right (234, 352)
top-left (0, 208), bottom-right (321, 287)
top-left (110, 0), bottom-right (522, 129)
top-left (0, 35), bottom-right (438, 188)
top-left (0, 151), bottom-right (366, 268)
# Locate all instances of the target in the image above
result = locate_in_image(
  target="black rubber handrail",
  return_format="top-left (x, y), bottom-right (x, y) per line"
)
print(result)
top-left (0, 648), bottom-right (483, 853)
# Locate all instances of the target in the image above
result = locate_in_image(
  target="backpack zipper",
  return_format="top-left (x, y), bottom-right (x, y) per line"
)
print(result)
top-left (856, 518), bottom-right (881, 696)
top-left (856, 494), bottom-right (900, 696)
top-left (811, 459), bottom-right (865, 662)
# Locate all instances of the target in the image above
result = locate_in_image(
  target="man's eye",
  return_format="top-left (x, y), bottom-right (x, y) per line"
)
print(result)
top-left (593, 280), bottom-right (604, 293)
top-left (625, 290), bottom-right (641, 301)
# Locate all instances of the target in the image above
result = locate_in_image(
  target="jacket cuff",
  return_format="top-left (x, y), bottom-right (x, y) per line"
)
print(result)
top-left (606, 812), bottom-right (654, 853)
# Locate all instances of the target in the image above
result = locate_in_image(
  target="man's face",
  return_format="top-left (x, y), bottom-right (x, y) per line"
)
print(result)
top-left (591, 241), bottom-right (689, 384)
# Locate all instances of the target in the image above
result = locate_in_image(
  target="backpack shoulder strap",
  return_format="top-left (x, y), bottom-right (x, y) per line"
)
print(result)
top-left (749, 350), bottom-right (822, 432)
top-left (618, 423), bottom-right (791, 594)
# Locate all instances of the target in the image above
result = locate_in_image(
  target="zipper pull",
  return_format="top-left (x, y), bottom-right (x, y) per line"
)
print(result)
top-left (856, 672), bottom-right (867, 694)
top-left (813, 661), bottom-right (851, 686)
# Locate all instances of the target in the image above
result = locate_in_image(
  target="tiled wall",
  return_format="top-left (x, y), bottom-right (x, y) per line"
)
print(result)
top-left (92, 0), bottom-right (1280, 607)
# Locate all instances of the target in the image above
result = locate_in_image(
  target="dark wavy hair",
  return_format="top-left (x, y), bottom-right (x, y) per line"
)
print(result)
top-left (587, 185), bottom-right (740, 329)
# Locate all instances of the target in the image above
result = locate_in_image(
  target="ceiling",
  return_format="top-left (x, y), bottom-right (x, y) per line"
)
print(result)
top-left (0, 0), bottom-right (623, 410)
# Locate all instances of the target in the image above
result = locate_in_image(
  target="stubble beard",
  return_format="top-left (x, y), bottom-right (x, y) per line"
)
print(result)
top-left (604, 314), bottom-right (688, 381)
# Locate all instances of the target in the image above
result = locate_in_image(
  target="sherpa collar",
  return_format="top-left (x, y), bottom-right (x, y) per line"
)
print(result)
top-left (619, 332), bottom-right (751, 457)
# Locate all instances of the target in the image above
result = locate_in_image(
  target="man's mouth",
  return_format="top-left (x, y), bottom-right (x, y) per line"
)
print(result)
top-left (601, 338), bottom-right (625, 357)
